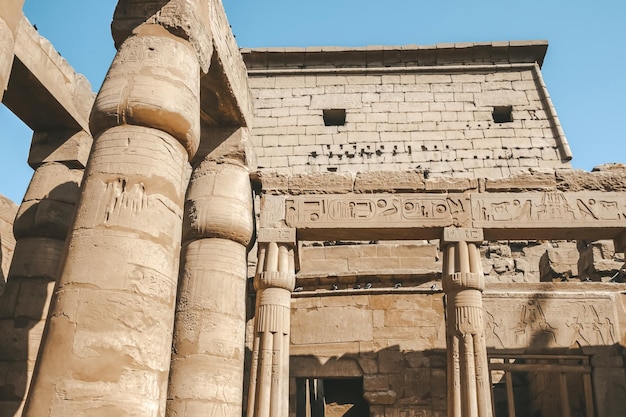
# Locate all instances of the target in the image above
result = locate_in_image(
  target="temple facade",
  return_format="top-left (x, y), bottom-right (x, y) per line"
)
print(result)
top-left (1, 1), bottom-right (625, 417)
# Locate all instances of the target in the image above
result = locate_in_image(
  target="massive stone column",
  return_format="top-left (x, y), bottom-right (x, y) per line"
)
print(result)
top-left (441, 227), bottom-right (492, 417)
top-left (0, 0), bottom-right (24, 101)
top-left (247, 228), bottom-right (296, 417)
top-left (0, 130), bottom-right (91, 417)
top-left (22, 3), bottom-right (208, 415)
top-left (167, 128), bottom-right (255, 417)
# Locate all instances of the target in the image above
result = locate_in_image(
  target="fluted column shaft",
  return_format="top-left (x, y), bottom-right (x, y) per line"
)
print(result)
top-left (0, 130), bottom-right (91, 417)
top-left (23, 15), bottom-right (202, 417)
top-left (247, 231), bottom-right (296, 417)
top-left (167, 159), bottom-right (253, 417)
top-left (441, 228), bottom-right (492, 417)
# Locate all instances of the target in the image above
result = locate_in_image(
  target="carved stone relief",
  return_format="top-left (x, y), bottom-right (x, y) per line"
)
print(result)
top-left (484, 293), bottom-right (618, 349)
top-left (472, 191), bottom-right (626, 227)
top-left (285, 194), bottom-right (470, 228)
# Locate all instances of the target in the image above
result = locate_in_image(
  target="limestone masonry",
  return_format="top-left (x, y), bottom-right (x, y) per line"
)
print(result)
top-left (0, 1), bottom-right (625, 417)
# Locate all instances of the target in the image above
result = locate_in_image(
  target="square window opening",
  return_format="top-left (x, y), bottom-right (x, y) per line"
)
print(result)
top-left (323, 109), bottom-right (346, 126)
top-left (492, 106), bottom-right (513, 123)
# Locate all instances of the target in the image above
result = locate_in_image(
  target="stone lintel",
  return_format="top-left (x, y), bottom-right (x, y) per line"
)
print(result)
top-left (0, 1), bottom-right (24, 35)
top-left (28, 130), bottom-right (93, 169)
top-left (442, 227), bottom-right (484, 243)
top-left (255, 169), bottom-right (626, 195)
top-left (193, 125), bottom-right (256, 170)
top-left (200, 0), bottom-right (252, 127)
top-left (4, 15), bottom-right (94, 132)
top-left (278, 191), bottom-right (626, 242)
top-left (257, 227), bottom-right (296, 244)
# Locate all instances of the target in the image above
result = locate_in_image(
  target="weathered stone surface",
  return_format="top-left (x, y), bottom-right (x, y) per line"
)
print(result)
top-left (91, 33), bottom-right (200, 157)
top-left (169, 158), bottom-right (252, 417)
top-left (245, 45), bottom-right (571, 177)
top-left (485, 170), bottom-right (557, 191)
top-left (539, 242), bottom-right (579, 281)
top-left (592, 163), bottom-right (626, 173)
top-left (111, 1), bottom-right (252, 126)
top-left (0, 195), bottom-right (17, 289)
top-left (0, 0), bottom-right (24, 100)
top-left (363, 390), bottom-right (397, 405)
top-left (28, 130), bottom-right (93, 169)
top-left (9, 15), bottom-right (94, 132)
top-left (4, 4), bottom-right (626, 416)
top-left (355, 171), bottom-right (425, 193)
top-left (578, 240), bottom-right (624, 282)
top-left (22, 124), bottom-right (190, 417)
top-left (484, 289), bottom-right (621, 349)
top-left (556, 169), bottom-right (626, 192)
top-left (289, 172), bottom-right (354, 194)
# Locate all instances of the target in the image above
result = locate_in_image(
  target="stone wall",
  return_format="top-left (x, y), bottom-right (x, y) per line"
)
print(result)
top-left (244, 44), bottom-right (572, 178)
top-left (294, 238), bottom-right (624, 289)
top-left (289, 291), bottom-right (448, 417)
top-left (287, 285), bottom-right (626, 417)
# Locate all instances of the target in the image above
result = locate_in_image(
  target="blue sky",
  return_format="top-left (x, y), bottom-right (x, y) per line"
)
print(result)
top-left (0, 0), bottom-right (624, 203)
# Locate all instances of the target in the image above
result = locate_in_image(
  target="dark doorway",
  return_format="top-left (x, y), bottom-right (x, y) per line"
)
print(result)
top-left (296, 378), bottom-right (369, 417)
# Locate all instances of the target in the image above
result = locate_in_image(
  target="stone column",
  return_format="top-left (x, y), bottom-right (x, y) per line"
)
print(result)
top-left (167, 128), bottom-right (255, 417)
top-left (441, 227), bottom-right (492, 417)
top-left (0, 0), bottom-right (24, 101)
top-left (247, 228), bottom-right (296, 417)
top-left (0, 130), bottom-right (91, 417)
top-left (22, 7), bottom-right (205, 416)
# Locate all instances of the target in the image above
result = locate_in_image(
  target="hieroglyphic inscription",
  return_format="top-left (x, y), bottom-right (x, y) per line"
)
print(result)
top-left (285, 194), bottom-right (469, 228)
top-left (472, 191), bottom-right (626, 227)
top-left (257, 228), bottom-right (296, 244)
top-left (442, 227), bottom-right (484, 242)
top-left (484, 292), bottom-right (618, 349)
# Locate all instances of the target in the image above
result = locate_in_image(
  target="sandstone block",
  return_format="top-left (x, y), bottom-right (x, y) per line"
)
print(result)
top-left (28, 131), bottom-right (92, 169)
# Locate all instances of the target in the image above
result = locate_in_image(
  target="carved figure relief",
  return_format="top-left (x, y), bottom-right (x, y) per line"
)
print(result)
top-left (484, 295), bottom-right (619, 349)
top-left (513, 300), bottom-right (557, 347)
top-left (104, 179), bottom-right (149, 225)
top-left (565, 304), bottom-right (616, 347)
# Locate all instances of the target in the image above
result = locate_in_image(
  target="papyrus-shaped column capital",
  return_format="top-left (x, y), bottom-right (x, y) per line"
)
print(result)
top-left (441, 227), bottom-right (492, 417)
top-left (248, 231), bottom-right (297, 417)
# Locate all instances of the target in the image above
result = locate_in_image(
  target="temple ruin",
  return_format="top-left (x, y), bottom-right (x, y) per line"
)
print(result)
top-left (1, 1), bottom-right (625, 417)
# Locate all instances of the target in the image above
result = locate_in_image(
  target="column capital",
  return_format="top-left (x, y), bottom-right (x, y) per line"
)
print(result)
top-left (254, 271), bottom-right (296, 292)
top-left (442, 272), bottom-right (485, 293)
top-left (441, 227), bottom-right (484, 244)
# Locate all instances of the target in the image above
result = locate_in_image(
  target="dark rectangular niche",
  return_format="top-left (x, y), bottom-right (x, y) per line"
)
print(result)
top-left (492, 105), bottom-right (513, 123)
top-left (323, 109), bottom-right (347, 126)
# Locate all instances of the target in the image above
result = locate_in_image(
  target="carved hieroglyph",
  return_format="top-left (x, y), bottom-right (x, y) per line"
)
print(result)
top-left (472, 191), bottom-right (626, 226)
top-left (286, 194), bottom-right (469, 227)
top-left (278, 191), bottom-right (626, 241)
top-left (247, 232), bottom-right (296, 417)
top-left (441, 228), bottom-right (492, 417)
top-left (22, 8), bottom-right (202, 417)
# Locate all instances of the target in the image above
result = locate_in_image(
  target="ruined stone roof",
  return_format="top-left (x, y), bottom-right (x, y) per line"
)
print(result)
top-left (242, 40), bottom-right (548, 71)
